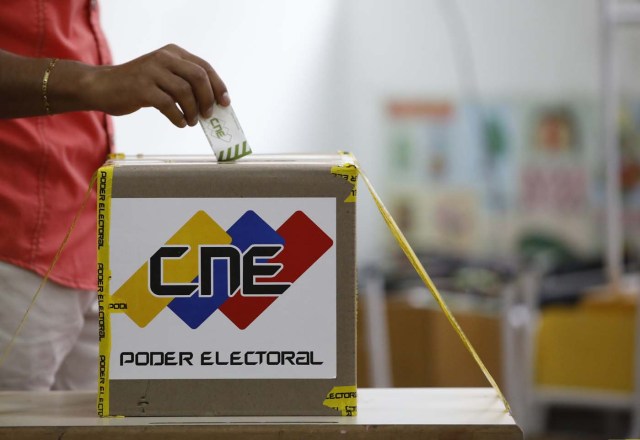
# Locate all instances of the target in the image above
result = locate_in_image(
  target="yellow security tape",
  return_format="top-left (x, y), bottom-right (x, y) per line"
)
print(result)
top-left (331, 152), bottom-right (358, 203)
top-left (356, 163), bottom-right (511, 414)
top-left (323, 385), bottom-right (357, 416)
top-left (97, 165), bottom-right (113, 417)
top-left (107, 152), bottom-right (126, 160)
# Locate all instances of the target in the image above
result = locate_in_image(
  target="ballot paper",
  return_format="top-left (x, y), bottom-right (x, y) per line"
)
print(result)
top-left (199, 104), bottom-right (252, 161)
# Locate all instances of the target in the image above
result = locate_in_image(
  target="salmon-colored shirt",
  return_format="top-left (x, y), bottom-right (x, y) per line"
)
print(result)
top-left (0, 0), bottom-right (113, 290)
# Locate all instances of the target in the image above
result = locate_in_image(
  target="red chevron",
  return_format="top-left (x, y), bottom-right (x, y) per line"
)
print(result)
top-left (219, 211), bottom-right (333, 329)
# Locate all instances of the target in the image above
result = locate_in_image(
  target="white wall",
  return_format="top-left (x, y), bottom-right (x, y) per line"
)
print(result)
top-left (100, 0), bottom-right (638, 264)
top-left (100, 0), bottom-right (340, 155)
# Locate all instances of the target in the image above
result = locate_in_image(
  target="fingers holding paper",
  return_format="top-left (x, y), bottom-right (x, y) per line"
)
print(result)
top-left (85, 44), bottom-right (230, 128)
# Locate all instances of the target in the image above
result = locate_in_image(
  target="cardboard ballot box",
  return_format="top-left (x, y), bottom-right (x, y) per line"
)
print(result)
top-left (97, 154), bottom-right (357, 417)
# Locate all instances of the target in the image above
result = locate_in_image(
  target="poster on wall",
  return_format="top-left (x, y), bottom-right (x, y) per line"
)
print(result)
top-left (384, 98), bottom-right (601, 262)
top-left (615, 101), bottom-right (640, 254)
top-left (386, 101), bottom-right (455, 187)
top-left (384, 99), bottom-right (518, 257)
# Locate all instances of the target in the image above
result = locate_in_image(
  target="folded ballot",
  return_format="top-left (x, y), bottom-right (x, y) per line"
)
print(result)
top-left (199, 104), bottom-right (252, 161)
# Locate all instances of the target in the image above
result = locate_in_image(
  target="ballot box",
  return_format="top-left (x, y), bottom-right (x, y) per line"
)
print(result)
top-left (96, 154), bottom-right (357, 417)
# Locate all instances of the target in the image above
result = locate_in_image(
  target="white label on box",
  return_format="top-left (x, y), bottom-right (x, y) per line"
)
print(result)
top-left (107, 198), bottom-right (336, 380)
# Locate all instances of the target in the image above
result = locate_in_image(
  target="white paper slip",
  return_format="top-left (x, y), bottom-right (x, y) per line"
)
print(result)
top-left (199, 104), bottom-right (252, 161)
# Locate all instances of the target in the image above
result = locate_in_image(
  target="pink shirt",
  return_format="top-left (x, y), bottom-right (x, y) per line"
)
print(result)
top-left (0, 0), bottom-right (113, 290)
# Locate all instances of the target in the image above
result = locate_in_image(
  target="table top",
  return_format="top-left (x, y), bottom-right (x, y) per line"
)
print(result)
top-left (0, 388), bottom-right (522, 439)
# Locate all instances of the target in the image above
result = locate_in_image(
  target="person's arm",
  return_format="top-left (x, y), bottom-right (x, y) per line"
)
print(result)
top-left (0, 44), bottom-right (229, 127)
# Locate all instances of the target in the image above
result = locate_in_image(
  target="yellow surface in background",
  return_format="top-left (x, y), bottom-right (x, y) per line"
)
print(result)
top-left (535, 297), bottom-right (636, 392)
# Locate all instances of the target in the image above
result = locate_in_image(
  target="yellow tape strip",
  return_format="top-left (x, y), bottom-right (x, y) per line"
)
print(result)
top-left (97, 165), bottom-right (113, 417)
top-left (330, 153), bottom-right (358, 203)
top-left (357, 163), bottom-right (511, 414)
top-left (0, 172), bottom-right (99, 370)
top-left (323, 385), bottom-right (357, 416)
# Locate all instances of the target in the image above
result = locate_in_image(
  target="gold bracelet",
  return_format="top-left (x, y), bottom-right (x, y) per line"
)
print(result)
top-left (41, 58), bottom-right (59, 116)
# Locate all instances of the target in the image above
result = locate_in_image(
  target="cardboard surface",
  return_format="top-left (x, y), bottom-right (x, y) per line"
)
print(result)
top-left (358, 296), bottom-right (503, 388)
top-left (98, 155), bottom-right (357, 416)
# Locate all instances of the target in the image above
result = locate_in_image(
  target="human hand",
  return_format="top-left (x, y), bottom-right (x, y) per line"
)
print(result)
top-left (85, 44), bottom-right (229, 127)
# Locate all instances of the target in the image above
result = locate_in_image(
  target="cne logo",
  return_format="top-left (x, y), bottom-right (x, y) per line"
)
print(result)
top-left (209, 117), bottom-right (232, 142)
top-left (149, 244), bottom-right (290, 298)
top-left (111, 210), bottom-right (333, 330)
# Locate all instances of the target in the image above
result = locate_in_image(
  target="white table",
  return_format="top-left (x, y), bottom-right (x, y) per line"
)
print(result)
top-left (0, 388), bottom-right (522, 439)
